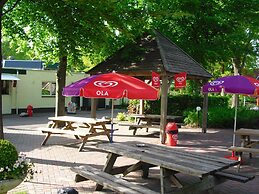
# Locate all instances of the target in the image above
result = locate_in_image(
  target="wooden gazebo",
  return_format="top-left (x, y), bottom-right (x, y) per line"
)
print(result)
top-left (87, 30), bottom-right (212, 143)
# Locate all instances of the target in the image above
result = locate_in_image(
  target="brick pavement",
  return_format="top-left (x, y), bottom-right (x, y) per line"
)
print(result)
top-left (3, 110), bottom-right (259, 194)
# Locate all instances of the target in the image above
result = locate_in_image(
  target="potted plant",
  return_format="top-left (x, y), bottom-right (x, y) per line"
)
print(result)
top-left (0, 139), bottom-right (34, 194)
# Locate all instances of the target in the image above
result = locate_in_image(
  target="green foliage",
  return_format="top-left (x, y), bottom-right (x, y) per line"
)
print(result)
top-left (208, 95), bottom-right (229, 108)
top-left (128, 100), bottom-right (141, 114)
top-left (0, 140), bottom-right (18, 169)
top-left (183, 110), bottom-right (200, 127)
top-left (150, 0), bottom-right (258, 75)
top-left (116, 112), bottom-right (127, 121)
top-left (2, 0), bottom-right (148, 70)
top-left (235, 108), bottom-right (259, 128)
top-left (184, 107), bottom-right (259, 128)
top-left (41, 89), bottom-right (50, 95)
top-left (0, 140), bottom-right (34, 180)
top-left (206, 107), bottom-right (234, 128)
top-left (145, 95), bottom-right (228, 116)
top-left (207, 107), bottom-right (259, 128)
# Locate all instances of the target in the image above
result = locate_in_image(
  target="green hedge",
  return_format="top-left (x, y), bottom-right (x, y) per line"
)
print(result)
top-left (183, 107), bottom-right (259, 129)
top-left (144, 95), bottom-right (228, 116)
top-left (206, 107), bottom-right (259, 129)
top-left (129, 95), bottom-right (258, 128)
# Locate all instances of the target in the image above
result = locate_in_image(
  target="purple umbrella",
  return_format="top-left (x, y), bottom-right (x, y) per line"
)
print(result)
top-left (63, 75), bottom-right (99, 96)
top-left (203, 75), bottom-right (259, 159)
top-left (202, 75), bottom-right (259, 95)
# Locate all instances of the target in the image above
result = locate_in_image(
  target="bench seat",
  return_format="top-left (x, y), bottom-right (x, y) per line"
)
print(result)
top-left (39, 127), bottom-right (110, 151)
top-left (119, 123), bottom-right (160, 135)
top-left (214, 170), bottom-right (254, 183)
top-left (120, 123), bottom-right (182, 135)
top-left (41, 127), bottom-right (92, 136)
top-left (129, 124), bottom-right (160, 135)
top-left (71, 165), bottom-right (159, 194)
top-left (228, 146), bottom-right (259, 154)
top-left (228, 146), bottom-right (259, 171)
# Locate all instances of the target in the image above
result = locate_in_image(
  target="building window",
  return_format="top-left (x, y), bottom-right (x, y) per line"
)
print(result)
top-left (2, 81), bottom-right (10, 95)
top-left (42, 82), bottom-right (56, 96)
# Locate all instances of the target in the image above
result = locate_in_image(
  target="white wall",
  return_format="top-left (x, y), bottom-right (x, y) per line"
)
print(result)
top-left (2, 70), bottom-right (86, 114)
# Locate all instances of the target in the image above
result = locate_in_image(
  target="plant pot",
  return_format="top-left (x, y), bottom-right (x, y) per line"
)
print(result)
top-left (0, 178), bottom-right (23, 194)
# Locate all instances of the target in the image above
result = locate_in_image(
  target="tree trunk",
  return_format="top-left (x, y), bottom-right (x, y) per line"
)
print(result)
top-left (232, 57), bottom-right (241, 76)
top-left (231, 57), bottom-right (241, 108)
top-left (55, 55), bottom-right (67, 117)
top-left (0, 5), bottom-right (4, 139)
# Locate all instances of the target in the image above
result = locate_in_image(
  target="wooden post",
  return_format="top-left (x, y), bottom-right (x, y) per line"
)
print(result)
top-left (139, 100), bottom-right (144, 114)
top-left (90, 98), bottom-right (97, 118)
top-left (160, 74), bottom-right (169, 143)
top-left (202, 93), bottom-right (208, 133)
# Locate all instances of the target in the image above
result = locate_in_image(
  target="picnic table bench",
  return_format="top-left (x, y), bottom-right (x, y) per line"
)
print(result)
top-left (71, 165), bottom-right (159, 194)
top-left (119, 122), bottom-right (160, 135)
top-left (73, 141), bottom-right (254, 194)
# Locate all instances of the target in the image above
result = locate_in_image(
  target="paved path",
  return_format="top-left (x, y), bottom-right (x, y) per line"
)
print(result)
top-left (3, 110), bottom-right (259, 194)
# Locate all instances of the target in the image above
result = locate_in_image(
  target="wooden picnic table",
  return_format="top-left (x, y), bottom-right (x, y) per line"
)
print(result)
top-left (40, 116), bottom-right (111, 151)
top-left (48, 116), bottom-right (110, 132)
top-left (229, 128), bottom-right (259, 170)
top-left (130, 114), bottom-right (182, 125)
top-left (81, 141), bottom-right (250, 194)
top-left (121, 114), bottom-right (182, 135)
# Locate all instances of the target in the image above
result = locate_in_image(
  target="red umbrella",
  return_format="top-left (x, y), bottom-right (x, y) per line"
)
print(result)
top-left (63, 72), bottom-right (160, 142)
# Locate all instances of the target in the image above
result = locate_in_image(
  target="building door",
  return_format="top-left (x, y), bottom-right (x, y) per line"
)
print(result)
top-left (82, 98), bottom-right (106, 110)
top-left (97, 98), bottom-right (105, 109)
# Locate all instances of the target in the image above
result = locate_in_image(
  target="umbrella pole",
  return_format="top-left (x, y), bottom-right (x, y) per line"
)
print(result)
top-left (110, 99), bottom-right (114, 143)
top-left (225, 94), bottom-right (239, 161)
top-left (233, 94), bottom-right (238, 147)
top-left (229, 94), bottom-right (239, 160)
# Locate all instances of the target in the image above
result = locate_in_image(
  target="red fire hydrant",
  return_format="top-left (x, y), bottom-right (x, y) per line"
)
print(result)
top-left (165, 122), bottom-right (178, 146)
top-left (27, 105), bottom-right (33, 117)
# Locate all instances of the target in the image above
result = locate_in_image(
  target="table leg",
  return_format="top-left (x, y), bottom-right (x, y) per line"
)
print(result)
top-left (41, 132), bottom-right (52, 145)
top-left (95, 153), bottom-right (118, 191)
top-left (101, 124), bottom-right (111, 142)
top-left (88, 124), bottom-right (97, 133)
top-left (247, 136), bottom-right (253, 158)
top-left (160, 167), bottom-right (173, 194)
top-left (122, 161), bottom-right (152, 178)
top-left (136, 118), bottom-right (141, 124)
top-left (133, 128), bottom-right (137, 136)
top-left (78, 137), bottom-right (88, 152)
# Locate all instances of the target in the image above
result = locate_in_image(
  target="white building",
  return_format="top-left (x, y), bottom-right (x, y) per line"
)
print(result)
top-left (2, 60), bottom-right (87, 114)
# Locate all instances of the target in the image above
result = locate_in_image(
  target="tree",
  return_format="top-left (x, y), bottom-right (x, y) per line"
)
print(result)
top-left (148, 0), bottom-right (258, 76)
top-left (0, 0), bottom-right (21, 139)
top-left (3, 0), bottom-right (148, 118)
top-left (0, 0), bottom-right (8, 139)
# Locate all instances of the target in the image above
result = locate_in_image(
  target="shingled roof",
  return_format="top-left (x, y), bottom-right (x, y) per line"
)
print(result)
top-left (87, 30), bottom-right (212, 80)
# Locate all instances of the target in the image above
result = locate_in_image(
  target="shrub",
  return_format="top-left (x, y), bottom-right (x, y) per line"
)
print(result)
top-left (0, 139), bottom-right (34, 180)
top-left (183, 107), bottom-right (259, 129)
top-left (116, 112), bottom-right (127, 121)
top-left (207, 107), bottom-right (234, 128)
top-left (145, 95), bottom-right (228, 116)
top-left (0, 140), bottom-right (18, 169)
top-left (183, 110), bottom-right (199, 127)
top-left (128, 100), bottom-right (140, 114)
